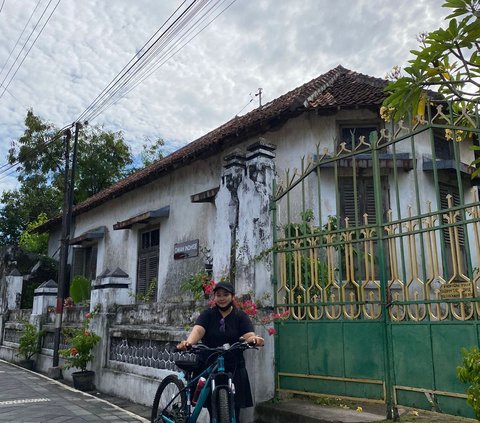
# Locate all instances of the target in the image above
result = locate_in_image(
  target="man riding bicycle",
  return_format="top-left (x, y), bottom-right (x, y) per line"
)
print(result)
top-left (177, 282), bottom-right (264, 422)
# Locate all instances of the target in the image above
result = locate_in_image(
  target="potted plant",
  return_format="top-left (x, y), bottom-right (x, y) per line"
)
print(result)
top-left (17, 320), bottom-right (44, 370)
top-left (70, 275), bottom-right (91, 305)
top-left (59, 312), bottom-right (101, 391)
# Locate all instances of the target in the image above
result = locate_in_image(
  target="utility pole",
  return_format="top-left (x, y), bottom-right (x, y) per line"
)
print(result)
top-left (255, 88), bottom-right (263, 107)
top-left (48, 122), bottom-right (80, 378)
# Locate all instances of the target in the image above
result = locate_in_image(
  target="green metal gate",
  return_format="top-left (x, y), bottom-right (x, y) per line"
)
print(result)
top-left (271, 103), bottom-right (480, 418)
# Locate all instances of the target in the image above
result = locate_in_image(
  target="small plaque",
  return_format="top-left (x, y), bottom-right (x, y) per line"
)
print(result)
top-left (174, 239), bottom-right (199, 260)
top-left (439, 282), bottom-right (473, 299)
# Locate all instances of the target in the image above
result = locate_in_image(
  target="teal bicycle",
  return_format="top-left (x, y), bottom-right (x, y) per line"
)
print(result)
top-left (151, 341), bottom-right (256, 423)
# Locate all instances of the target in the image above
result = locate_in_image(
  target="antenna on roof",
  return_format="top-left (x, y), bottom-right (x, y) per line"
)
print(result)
top-left (255, 88), bottom-right (263, 107)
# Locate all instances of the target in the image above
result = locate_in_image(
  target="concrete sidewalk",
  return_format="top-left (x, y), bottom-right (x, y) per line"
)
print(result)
top-left (255, 396), bottom-right (478, 423)
top-left (255, 398), bottom-right (384, 423)
top-left (0, 360), bottom-right (150, 422)
top-left (3, 358), bottom-right (478, 423)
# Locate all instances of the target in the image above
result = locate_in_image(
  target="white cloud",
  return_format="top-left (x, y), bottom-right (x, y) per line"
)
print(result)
top-left (0, 0), bottom-right (446, 196)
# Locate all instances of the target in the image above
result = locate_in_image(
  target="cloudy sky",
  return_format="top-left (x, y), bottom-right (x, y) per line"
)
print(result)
top-left (0, 0), bottom-right (446, 196)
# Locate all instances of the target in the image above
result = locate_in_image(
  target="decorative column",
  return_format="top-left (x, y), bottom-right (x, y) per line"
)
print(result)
top-left (213, 149), bottom-right (246, 283)
top-left (5, 269), bottom-right (23, 310)
top-left (32, 279), bottom-right (58, 317)
top-left (235, 139), bottom-right (276, 297)
top-left (90, 267), bottom-right (133, 312)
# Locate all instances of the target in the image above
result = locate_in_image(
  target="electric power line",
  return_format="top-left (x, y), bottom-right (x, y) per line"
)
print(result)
top-left (0, 0), bottom-right (62, 101)
top-left (0, 1), bottom-right (203, 179)
top-left (0, 0), bottom-right (237, 182)
top-left (76, 0), bottom-right (196, 123)
top-left (89, 0), bottom-right (238, 122)
top-left (0, 0), bottom-right (43, 80)
top-left (0, 124), bottom-right (71, 180)
top-left (78, 0), bottom-right (238, 124)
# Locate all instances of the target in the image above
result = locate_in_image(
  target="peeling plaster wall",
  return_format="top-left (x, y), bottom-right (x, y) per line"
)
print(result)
top-left (65, 155), bottom-right (223, 302)
top-left (40, 106), bottom-right (468, 418)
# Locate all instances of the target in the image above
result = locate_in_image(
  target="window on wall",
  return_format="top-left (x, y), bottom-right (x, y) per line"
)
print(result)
top-left (339, 174), bottom-right (389, 227)
top-left (340, 126), bottom-right (378, 150)
top-left (72, 244), bottom-right (98, 281)
top-left (137, 228), bottom-right (159, 301)
top-left (434, 128), bottom-right (454, 160)
top-left (338, 173), bottom-right (390, 282)
top-left (439, 183), bottom-right (467, 278)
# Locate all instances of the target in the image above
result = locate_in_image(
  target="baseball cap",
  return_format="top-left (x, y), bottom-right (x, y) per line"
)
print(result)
top-left (213, 282), bottom-right (235, 295)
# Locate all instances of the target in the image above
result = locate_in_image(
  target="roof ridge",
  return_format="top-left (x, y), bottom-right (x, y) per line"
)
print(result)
top-left (303, 65), bottom-right (348, 107)
top-left (36, 65), bottom-right (386, 231)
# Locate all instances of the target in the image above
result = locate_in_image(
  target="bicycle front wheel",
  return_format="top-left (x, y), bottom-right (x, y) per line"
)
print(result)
top-left (151, 375), bottom-right (187, 423)
top-left (216, 388), bottom-right (232, 423)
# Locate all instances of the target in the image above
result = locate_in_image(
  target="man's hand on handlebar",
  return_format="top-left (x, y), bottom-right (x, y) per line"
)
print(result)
top-left (176, 340), bottom-right (191, 351)
top-left (244, 335), bottom-right (264, 347)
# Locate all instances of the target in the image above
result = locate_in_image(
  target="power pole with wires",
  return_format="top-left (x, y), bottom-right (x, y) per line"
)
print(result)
top-left (48, 122), bottom-right (80, 379)
top-left (255, 87), bottom-right (263, 107)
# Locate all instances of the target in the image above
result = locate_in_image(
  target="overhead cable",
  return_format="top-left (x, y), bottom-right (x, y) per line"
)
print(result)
top-left (0, 0), bottom-right (62, 101)
top-left (88, 0), bottom-right (237, 122)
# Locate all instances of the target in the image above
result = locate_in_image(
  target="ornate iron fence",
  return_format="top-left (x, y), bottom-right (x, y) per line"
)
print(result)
top-left (272, 102), bottom-right (480, 418)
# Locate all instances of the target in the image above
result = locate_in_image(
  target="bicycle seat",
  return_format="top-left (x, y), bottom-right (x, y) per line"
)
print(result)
top-left (175, 359), bottom-right (199, 372)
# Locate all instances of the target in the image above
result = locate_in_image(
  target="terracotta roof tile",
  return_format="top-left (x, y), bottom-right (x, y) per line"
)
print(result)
top-left (39, 65), bottom-right (387, 231)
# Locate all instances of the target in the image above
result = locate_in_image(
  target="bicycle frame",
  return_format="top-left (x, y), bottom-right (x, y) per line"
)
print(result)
top-left (161, 353), bottom-right (235, 423)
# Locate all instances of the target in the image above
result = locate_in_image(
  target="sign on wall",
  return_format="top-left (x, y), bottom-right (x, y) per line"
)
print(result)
top-left (174, 239), bottom-right (199, 260)
top-left (440, 282), bottom-right (473, 299)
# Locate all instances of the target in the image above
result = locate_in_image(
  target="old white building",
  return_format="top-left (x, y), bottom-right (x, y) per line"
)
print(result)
top-left (2, 65), bottom-right (479, 421)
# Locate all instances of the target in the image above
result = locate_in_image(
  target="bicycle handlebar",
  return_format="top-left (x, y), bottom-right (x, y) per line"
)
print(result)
top-left (179, 341), bottom-right (256, 354)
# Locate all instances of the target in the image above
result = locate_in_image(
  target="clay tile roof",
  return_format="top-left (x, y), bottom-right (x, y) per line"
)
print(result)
top-left (39, 65), bottom-right (387, 231)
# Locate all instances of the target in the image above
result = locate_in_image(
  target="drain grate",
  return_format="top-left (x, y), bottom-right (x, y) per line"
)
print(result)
top-left (0, 398), bottom-right (51, 406)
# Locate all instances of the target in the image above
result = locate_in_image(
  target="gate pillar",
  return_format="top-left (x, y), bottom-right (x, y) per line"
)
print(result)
top-left (236, 139), bottom-right (276, 297)
top-left (213, 149), bottom-right (246, 282)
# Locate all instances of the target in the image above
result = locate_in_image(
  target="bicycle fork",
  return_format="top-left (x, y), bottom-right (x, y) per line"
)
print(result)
top-left (210, 359), bottom-right (235, 423)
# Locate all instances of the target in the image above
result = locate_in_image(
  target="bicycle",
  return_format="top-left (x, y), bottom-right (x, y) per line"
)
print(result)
top-left (151, 341), bottom-right (256, 423)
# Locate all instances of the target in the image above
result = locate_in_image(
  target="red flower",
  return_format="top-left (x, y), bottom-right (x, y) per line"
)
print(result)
top-left (267, 327), bottom-right (277, 336)
top-left (202, 280), bottom-right (216, 295)
top-left (85, 312), bottom-right (92, 319)
top-left (70, 347), bottom-right (78, 356)
top-left (240, 300), bottom-right (257, 316)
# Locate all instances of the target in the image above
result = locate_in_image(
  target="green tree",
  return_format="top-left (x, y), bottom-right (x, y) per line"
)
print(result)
top-left (139, 136), bottom-right (165, 168)
top-left (0, 110), bottom-right (134, 245)
top-left (382, 0), bottom-right (480, 122)
top-left (75, 125), bottom-right (132, 202)
top-left (18, 212), bottom-right (49, 254)
top-left (0, 176), bottom-right (61, 245)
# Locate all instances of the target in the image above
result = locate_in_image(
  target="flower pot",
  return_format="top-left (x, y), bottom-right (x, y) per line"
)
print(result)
top-left (72, 370), bottom-right (95, 391)
top-left (18, 359), bottom-right (35, 371)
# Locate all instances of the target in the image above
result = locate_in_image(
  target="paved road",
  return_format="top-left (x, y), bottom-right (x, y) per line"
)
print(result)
top-left (0, 360), bottom-right (149, 423)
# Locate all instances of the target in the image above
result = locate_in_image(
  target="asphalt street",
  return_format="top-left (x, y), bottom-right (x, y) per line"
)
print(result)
top-left (0, 360), bottom-right (149, 423)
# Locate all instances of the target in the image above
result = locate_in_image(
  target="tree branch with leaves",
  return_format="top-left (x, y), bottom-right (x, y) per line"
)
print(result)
top-left (383, 0), bottom-right (480, 123)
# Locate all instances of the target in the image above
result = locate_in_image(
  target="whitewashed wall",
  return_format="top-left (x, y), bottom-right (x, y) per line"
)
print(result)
top-left (43, 106), bottom-right (480, 421)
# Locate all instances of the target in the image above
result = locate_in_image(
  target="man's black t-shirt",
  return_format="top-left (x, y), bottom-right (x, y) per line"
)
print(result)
top-left (195, 306), bottom-right (253, 368)
top-left (194, 306), bottom-right (254, 408)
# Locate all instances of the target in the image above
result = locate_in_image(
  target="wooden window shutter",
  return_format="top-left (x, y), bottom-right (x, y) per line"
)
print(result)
top-left (137, 255), bottom-right (148, 294)
top-left (440, 184), bottom-right (465, 246)
top-left (364, 179), bottom-right (376, 225)
top-left (88, 245), bottom-right (98, 280)
top-left (147, 251), bottom-right (159, 301)
top-left (137, 240), bottom-right (159, 298)
top-left (72, 248), bottom-right (86, 278)
top-left (340, 177), bottom-right (357, 227)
